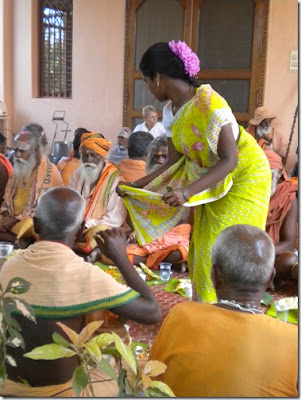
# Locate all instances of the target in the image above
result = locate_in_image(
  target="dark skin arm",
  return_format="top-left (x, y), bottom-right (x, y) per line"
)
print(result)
top-left (116, 138), bottom-right (182, 196)
top-left (275, 196), bottom-right (298, 254)
top-left (95, 228), bottom-right (162, 325)
top-left (162, 124), bottom-right (238, 206)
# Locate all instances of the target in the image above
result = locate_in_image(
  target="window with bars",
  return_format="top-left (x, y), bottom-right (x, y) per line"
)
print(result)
top-left (39, 0), bottom-right (73, 98)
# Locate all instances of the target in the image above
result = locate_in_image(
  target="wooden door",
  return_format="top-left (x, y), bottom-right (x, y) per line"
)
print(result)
top-left (123, 0), bottom-right (269, 129)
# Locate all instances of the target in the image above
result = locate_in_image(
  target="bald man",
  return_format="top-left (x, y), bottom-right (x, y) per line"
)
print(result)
top-left (68, 132), bottom-right (126, 259)
top-left (0, 187), bottom-right (161, 397)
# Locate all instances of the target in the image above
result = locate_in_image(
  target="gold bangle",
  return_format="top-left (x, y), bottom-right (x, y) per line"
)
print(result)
top-left (291, 262), bottom-right (298, 278)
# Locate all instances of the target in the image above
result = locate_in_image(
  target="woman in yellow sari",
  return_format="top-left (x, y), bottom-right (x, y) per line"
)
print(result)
top-left (120, 41), bottom-right (271, 303)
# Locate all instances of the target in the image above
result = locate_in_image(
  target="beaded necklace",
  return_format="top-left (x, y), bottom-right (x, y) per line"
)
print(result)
top-left (217, 299), bottom-right (264, 315)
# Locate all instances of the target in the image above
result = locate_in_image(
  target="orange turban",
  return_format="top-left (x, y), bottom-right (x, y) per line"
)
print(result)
top-left (79, 132), bottom-right (112, 158)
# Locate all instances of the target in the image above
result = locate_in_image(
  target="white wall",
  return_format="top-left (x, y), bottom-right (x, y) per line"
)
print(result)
top-left (10, 0), bottom-right (126, 153)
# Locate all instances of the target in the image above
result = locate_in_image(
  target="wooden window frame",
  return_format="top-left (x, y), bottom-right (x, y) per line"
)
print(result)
top-left (123, 0), bottom-right (269, 127)
top-left (38, 0), bottom-right (73, 98)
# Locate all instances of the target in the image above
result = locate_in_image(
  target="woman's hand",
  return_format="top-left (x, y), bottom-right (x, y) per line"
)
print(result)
top-left (116, 181), bottom-right (132, 197)
top-left (162, 188), bottom-right (188, 207)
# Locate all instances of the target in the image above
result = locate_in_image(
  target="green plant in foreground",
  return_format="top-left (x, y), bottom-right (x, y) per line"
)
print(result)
top-left (0, 277), bottom-right (36, 386)
top-left (24, 320), bottom-right (175, 397)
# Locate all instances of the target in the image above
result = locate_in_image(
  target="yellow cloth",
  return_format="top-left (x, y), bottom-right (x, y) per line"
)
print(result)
top-left (149, 302), bottom-right (298, 397)
top-left (0, 368), bottom-right (118, 397)
top-left (0, 240), bottom-right (139, 318)
top-left (80, 132), bottom-right (112, 158)
top-left (118, 159), bottom-right (147, 182)
top-left (13, 170), bottom-right (36, 215)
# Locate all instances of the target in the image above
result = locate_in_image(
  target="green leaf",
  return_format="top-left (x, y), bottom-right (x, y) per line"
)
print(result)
top-left (0, 311), bottom-right (4, 336)
top-left (5, 354), bottom-right (17, 367)
top-left (4, 277), bottom-right (31, 295)
top-left (85, 341), bottom-right (102, 363)
top-left (92, 333), bottom-right (115, 348)
top-left (117, 366), bottom-right (127, 397)
top-left (24, 343), bottom-right (76, 360)
top-left (4, 298), bottom-right (36, 323)
top-left (10, 317), bottom-right (21, 331)
top-left (78, 320), bottom-right (103, 347)
top-left (112, 333), bottom-right (137, 375)
top-left (96, 357), bottom-right (118, 382)
top-left (261, 292), bottom-right (273, 306)
top-left (145, 387), bottom-right (169, 397)
top-left (56, 322), bottom-right (79, 346)
top-left (6, 328), bottom-right (25, 350)
top-left (0, 365), bottom-right (7, 387)
top-left (150, 380), bottom-right (175, 397)
top-left (143, 360), bottom-right (167, 377)
top-left (52, 332), bottom-right (71, 348)
top-left (72, 365), bottom-right (89, 397)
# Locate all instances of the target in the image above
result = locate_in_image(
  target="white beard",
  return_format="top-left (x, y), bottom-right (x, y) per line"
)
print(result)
top-left (78, 161), bottom-right (104, 184)
top-left (256, 126), bottom-right (272, 138)
top-left (146, 162), bottom-right (161, 175)
top-left (14, 153), bottom-right (37, 180)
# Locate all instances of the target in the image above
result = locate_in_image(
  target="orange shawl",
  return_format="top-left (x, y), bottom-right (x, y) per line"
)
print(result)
top-left (0, 154), bottom-right (13, 177)
top-left (266, 180), bottom-right (298, 243)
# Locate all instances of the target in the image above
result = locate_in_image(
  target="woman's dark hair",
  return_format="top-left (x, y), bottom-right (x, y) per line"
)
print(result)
top-left (128, 131), bottom-right (154, 159)
top-left (139, 42), bottom-right (200, 88)
top-left (73, 127), bottom-right (90, 158)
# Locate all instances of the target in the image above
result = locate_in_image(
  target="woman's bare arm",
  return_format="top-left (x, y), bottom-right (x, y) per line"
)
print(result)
top-left (162, 124), bottom-right (238, 206)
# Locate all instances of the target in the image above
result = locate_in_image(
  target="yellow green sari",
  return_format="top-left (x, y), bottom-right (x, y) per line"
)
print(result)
top-left (123, 84), bottom-right (271, 302)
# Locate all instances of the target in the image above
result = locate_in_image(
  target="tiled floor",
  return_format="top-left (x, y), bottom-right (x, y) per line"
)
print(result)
top-left (127, 272), bottom-right (297, 346)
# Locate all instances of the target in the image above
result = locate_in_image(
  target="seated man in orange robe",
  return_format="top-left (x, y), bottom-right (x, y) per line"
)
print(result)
top-left (68, 132), bottom-right (126, 259)
top-left (57, 127), bottom-right (90, 185)
top-left (265, 149), bottom-right (298, 282)
top-left (0, 123), bottom-right (63, 246)
top-left (126, 136), bottom-right (191, 270)
top-left (246, 106), bottom-right (286, 159)
top-left (149, 224), bottom-right (298, 397)
top-left (118, 130), bottom-right (153, 182)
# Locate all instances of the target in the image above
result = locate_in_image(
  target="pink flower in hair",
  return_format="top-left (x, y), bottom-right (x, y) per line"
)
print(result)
top-left (168, 40), bottom-right (200, 77)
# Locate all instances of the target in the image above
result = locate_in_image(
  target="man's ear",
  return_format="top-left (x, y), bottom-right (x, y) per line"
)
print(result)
top-left (266, 267), bottom-right (276, 289)
top-left (211, 264), bottom-right (223, 291)
top-left (33, 216), bottom-right (40, 235)
top-left (75, 220), bottom-right (86, 240)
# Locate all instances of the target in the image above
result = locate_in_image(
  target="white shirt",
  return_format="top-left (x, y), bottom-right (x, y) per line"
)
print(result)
top-left (133, 121), bottom-right (166, 139)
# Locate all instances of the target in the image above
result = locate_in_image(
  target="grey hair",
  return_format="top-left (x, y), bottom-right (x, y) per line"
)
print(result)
top-left (211, 224), bottom-right (275, 286)
top-left (142, 105), bottom-right (157, 118)
top-left (146, 135), bottom-right (168, 173)
top-left (36, 187), bottom-right (86, 236)
top-left (20, 123), bottom-right (47, 157)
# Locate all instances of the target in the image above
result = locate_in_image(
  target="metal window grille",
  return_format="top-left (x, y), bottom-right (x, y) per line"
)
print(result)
top-left (39, 0), bottom-right (73, 98)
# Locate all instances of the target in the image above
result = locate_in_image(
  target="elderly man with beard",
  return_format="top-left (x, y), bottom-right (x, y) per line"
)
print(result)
top-left (0, 124), bottom-right (63, 246)
top-left (69, 132), bottom-right (126, 260)
top-left (245, 106), bottom-right (285, 159)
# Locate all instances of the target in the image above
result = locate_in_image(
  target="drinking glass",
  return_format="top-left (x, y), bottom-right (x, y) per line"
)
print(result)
top-left (0, 242), bottom-right (14, 260)
top-left (159, 262), bottom-right (172, 282)
top-left (275, 301), bottom-right (289, 323)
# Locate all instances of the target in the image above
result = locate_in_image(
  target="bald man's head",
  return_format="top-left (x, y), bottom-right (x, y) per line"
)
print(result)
top-left (35, 187), bottom-right (85, 239)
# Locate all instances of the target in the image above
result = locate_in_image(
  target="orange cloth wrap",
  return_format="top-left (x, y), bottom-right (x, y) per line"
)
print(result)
top-left (79, 132), bottom-right (112, 158)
